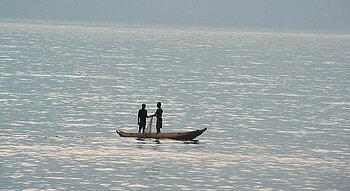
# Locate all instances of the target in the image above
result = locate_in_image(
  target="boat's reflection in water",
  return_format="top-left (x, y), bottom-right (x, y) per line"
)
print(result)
top-left (135, 137), bottom-right (200, 144)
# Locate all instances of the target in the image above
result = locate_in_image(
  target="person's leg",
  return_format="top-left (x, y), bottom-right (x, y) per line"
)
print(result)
top-left (138, 125), bottom-right (142, 133)
top-left (158, 118), bottom-right (162, 133)
top-left (156, 123), bottom-right (161, 133)
top-left (139, 121), bottom-right (146, 133)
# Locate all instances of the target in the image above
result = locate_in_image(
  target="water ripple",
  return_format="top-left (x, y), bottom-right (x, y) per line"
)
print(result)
top-left (1, 20), bottom-right (350, 190)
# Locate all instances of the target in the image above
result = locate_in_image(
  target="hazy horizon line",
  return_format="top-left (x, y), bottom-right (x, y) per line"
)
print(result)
top-left (1, 17), bottom-right (350, 36)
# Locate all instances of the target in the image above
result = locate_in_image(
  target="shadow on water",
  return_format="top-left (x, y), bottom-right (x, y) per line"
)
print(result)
top-left (135, 137), bottom-right (200, 144)
top-left (184, 140), bottom-right (199, 144)
top-left (135, 137), bottom-right (161, 144)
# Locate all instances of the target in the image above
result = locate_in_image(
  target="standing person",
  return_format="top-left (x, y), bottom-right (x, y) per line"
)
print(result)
top-left (138, 104), bottom-right (147, 133)
top-left (152, 102), bottom-right (163, 133)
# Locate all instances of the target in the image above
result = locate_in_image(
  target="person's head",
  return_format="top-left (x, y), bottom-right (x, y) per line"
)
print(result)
top-left (157, 102), bottom-right (161, 108)
top-left (142, 104), bottom-right (146, 109)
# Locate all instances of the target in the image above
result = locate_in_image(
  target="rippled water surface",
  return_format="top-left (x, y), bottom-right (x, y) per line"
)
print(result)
top-left (1, 21), bottom-right (350, 190)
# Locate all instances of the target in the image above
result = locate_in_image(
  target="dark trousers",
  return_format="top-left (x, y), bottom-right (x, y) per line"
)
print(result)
top-left (156, 118), bottom-right (162, 133)
top-left (139, 122), bottom-right (146, 133)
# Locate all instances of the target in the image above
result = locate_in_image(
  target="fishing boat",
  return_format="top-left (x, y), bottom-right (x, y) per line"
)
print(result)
top-left (116, 128), bottom-right (207, 141)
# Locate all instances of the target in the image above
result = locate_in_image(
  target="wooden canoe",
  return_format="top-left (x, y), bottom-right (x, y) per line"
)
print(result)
top-left (116, 128), bottom-right (207, 141)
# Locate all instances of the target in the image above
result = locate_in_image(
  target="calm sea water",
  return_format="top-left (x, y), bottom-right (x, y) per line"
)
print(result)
top-left (1, 20), bottom-right (350, 190)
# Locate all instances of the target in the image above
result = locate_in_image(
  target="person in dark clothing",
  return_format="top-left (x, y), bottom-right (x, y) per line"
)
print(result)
top-left (152, 102), bottom-right (163, 133)
top-left (138, 104), bottom-right (147, 133)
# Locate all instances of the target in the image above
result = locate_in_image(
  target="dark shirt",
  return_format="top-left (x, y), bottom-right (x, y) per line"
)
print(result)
top-left (154, 108), bottom-right (163, 129)
top-left (155, 108), bottom-right (163, 119)
top-left (138, 109), bottom-right (147, 125)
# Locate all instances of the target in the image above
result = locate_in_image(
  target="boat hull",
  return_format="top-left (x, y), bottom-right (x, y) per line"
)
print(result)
top-left (116, 128), bottom-right (207, 141)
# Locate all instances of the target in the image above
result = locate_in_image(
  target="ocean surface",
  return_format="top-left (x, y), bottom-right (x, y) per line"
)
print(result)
top-left (1, 20), bottom-right (350, 190)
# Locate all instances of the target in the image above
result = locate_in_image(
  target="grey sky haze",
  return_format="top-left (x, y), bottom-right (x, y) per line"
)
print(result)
top-left (1, 0), bottom-right (350, 31)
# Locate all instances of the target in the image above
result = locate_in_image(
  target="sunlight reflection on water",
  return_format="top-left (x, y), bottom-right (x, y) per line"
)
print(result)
top-left (1, 21), bottom-right (350, 190)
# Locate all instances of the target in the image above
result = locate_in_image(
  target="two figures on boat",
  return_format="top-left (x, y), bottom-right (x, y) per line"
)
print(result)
top-left (138, 102), bottom-right (163, 133)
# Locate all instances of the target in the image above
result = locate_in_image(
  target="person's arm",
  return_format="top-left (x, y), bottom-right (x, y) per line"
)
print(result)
top-left (138, 111), bottom-right (140, 125)
top-left (148, 110), bottom-right (155, 118)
